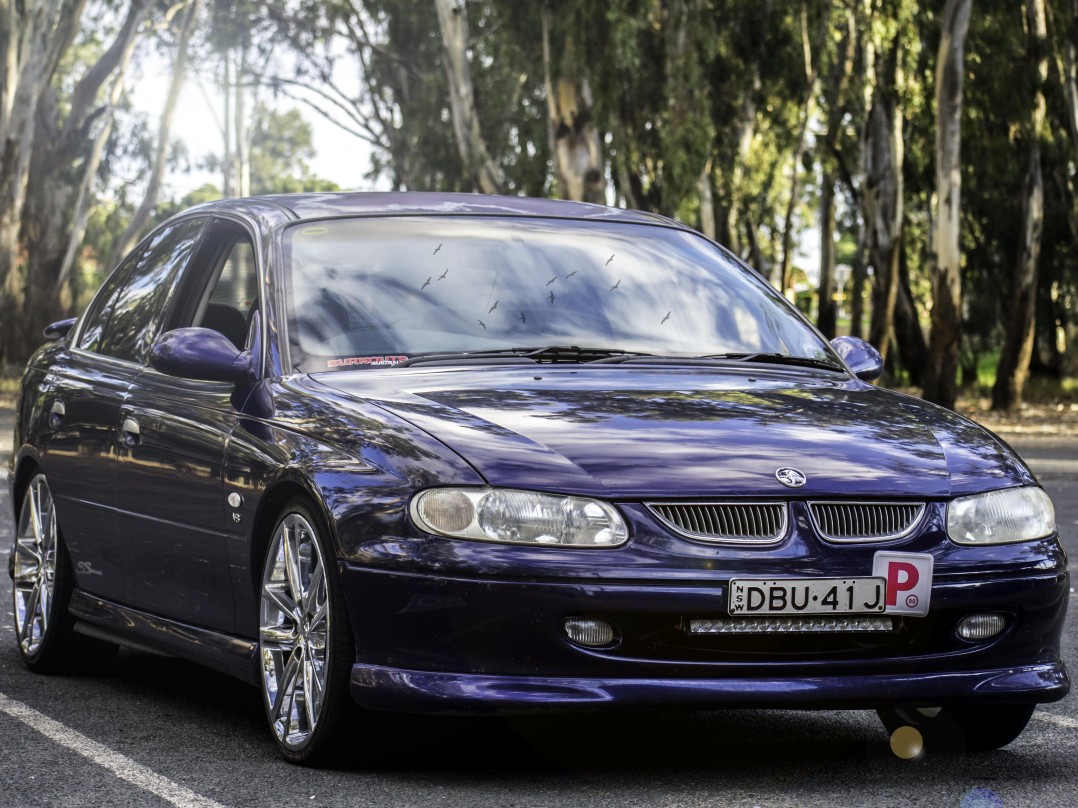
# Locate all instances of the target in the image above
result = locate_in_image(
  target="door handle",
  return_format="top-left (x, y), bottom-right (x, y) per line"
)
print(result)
top-left (49, 400), bottom-right (65, 428)
top-left (120, 416), bottom-right (141, 447)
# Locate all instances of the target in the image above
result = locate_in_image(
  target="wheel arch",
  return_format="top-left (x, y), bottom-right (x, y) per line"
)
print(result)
top-left (10, 452), bottom-right (43, 524)
top-left (247, 476), bottom-right (337, 598)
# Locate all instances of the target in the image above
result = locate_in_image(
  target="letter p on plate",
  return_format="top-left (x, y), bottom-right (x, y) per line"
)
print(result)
top-left (872, 551), bottom-right (934, 616)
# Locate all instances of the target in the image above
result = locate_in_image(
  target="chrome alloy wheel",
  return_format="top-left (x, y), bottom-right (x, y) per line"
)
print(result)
top-left (259, 512), bottom-right (330, 750)
top-left (13, 475), bottom-right (59, 657)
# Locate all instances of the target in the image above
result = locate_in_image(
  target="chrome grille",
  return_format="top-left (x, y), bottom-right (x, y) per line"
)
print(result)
top-left (648, 502), bottom-right (787, 544)
top-left (809, 502), bottom-right (925, 542)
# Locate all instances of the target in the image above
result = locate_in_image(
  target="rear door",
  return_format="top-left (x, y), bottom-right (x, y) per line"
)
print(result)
top-left (61, 217), bottom-right (209, 604)
top-left (43, 249), bottom-right (146, 593)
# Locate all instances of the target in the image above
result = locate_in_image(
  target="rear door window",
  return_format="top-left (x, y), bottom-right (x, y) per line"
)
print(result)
top-left (96, 217), bottom-right (208, 364)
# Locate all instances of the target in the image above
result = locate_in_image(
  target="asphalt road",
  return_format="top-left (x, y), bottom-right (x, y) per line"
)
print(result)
top-left (0, 411), bottom-right (1075, 808)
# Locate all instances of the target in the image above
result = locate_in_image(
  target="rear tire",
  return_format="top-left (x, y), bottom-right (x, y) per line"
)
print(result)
top-left (12, 472), bottom-right (116, 673)
top-left (877, 703), bottom-right (1036, 753)
top-left (258, 498), bottom-right (356, 765)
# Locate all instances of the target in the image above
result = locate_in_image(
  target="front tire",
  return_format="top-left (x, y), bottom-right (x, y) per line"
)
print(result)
top-left (12, 472), bottom-right (115, 672)
top-left (258, 499), bottom-right (356, 765)
top-left (877, 703), bottom-right (1036, 753)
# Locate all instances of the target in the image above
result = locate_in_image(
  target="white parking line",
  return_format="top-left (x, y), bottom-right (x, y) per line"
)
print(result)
top-left (0, 692), bottom-right (226, 808)
top-left (1032, 711), bottom-right (1078, 731)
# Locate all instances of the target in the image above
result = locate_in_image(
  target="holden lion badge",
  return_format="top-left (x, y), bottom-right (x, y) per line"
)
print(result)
top-left (776, 467), bottom-right (807, 488)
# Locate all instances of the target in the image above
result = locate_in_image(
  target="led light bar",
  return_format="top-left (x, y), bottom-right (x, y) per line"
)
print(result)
top-left (688, 616), bottom-right (894, 634)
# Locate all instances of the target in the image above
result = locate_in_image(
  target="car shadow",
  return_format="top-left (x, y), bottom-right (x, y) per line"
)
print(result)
top-left (58, 649), bottom-right (929, 772)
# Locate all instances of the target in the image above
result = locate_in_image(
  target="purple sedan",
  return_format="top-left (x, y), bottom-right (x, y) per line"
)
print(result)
top-left (6, 193), bottom-right (1068, 764)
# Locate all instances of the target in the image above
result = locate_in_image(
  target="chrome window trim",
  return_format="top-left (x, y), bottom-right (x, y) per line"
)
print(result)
top-left (807, 501), bottom-right (927, 543)
top-left (646, 501), bottom-right (788, 545)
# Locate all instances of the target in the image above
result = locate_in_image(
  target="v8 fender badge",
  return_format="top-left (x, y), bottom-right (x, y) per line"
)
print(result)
top-left (776, 467), bottom-right (807, 488)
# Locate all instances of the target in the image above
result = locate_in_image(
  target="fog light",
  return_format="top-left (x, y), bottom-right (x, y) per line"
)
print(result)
top-left (956, 613), bottom-right (1007, 640)
top-left (563, 618), bottom-right (616, 647)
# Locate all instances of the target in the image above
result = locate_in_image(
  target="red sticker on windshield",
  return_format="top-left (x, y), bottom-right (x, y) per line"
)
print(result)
top-left (327, 355), bottom-right (408, 368)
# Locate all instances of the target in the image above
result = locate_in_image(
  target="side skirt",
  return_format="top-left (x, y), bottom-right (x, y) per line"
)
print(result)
top-left (68, 589), bottom-right (260, 686)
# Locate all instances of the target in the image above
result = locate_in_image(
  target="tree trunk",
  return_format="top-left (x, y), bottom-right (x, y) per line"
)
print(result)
top-left (817, 6), bottom-right (855, 341)
top-left (433, 0), bottom-right (504, 195)
top-left (234, 46), bottom-right (250, 198)
top-left (108, 0), bottom-right (199, 271)
top-left (862, 58), bottom-right (904, 366)
top-left (540, 10), bottom-right (604, 204)
top-left (697, 160), bottom-right (715, 240)
top-left (0, 0), bottom-right (86, 364)
top-left (849, 220), bottom-right (868, 339)
top-left (778, 1), bottom-right (827, 295)
top-left (223, 56), bottom-right (233, 197)
top-left (894, 243), bottom-right (928, 386)
top-left (923, 0), bottom-right (972, 410)
top-left (723, 62), bottom-right (759, 257)
top-left (993, 0), bottom-right (1048, 411)
top-left (817, 172), bottom-right (837, 339)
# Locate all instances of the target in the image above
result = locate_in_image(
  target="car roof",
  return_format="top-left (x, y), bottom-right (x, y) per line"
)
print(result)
top-left (188, 191), bottom-right (680, 228)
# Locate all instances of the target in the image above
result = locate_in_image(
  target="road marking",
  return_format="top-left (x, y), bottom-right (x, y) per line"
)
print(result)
top-left (0, 692), bottom-right (226, 808)
top-left (1032, 711), bottom-right (1078, 731)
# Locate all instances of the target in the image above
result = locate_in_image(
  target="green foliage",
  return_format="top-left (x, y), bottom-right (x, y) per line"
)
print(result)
top-left (248, 104), bottom-right (340, 194)
top-left (11, 0), bottom-right (1078, 391)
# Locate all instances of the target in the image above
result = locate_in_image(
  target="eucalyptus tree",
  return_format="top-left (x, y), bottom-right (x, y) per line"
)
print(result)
top-left (109, 0), bottom-right (202, 270)
top-left (0, 0), bottom-right (156, 366)
top-left (922, 0), bottom-right (972, 409)
top-left (993, 0), bottom-right (1050, 410)
top-left (817, 0), bottom-right (858, 339)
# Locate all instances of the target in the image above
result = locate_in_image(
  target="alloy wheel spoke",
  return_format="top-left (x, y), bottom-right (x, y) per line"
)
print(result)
top-left (304, 568), bottom-right (325, 618)
top-left (308, 596), bottom-right (328, 634)
top-left (21, 581), bottom-right (41, 641)
top-left (281, 523), bottom-right (305, 606)
top-left (262, 583), bottom-right (300, 623)
top-left (28, 484), bottom-right (42, 545)
top-left (38, 579), bottom-right (50, 629)
top-left (272, 651), bottom-right (301, 722)
top-left (302, 659), bottom-right (317, 731)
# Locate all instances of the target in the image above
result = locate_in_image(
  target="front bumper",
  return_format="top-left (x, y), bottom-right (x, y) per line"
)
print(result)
top-left (341, 558), bottom-right (1070, 713)
top-left (350, 661), bottom-right (1070, 714)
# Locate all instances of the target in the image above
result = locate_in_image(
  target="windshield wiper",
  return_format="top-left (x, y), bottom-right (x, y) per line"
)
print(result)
top-left (397, 346), bottom-right (653, 367)
top-left (699, 352), bottom-right (846, 373)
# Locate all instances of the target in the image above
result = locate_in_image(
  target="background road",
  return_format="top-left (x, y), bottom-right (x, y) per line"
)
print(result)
top-left (0, 408), bottom-right (1075, 808)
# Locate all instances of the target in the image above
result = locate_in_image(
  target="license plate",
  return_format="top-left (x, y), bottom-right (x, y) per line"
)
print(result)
top-left (728, 577), bottom-right (886, 615)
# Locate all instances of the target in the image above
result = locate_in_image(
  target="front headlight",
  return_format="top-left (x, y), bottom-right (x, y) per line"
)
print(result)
top-left (410, 487), bottom-right (629, 547)
top-left (946, 486), bottom-right (1055, 545)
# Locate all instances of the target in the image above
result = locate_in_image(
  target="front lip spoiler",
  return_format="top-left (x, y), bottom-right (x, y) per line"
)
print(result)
top-left (349, 661), bottom-right (1070, 715)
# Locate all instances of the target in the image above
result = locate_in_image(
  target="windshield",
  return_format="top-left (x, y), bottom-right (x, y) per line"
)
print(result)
top-left (281, 216), bottom-right (833, 372)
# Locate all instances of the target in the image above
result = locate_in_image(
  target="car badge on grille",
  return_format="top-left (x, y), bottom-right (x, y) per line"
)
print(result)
top-left (776, 467), bottom-right (807, 488)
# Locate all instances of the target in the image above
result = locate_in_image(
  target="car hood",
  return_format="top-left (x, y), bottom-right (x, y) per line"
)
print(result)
top-left (314, 366), bottom-right (1033, 499)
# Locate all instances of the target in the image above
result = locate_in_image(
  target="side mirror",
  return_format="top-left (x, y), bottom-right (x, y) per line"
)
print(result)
top-left (43, 318), bottom-right (77, 341)
top-left (830, 336), bottom-right (884, 382)
top-left (150, 327), bottom-right (256, 383)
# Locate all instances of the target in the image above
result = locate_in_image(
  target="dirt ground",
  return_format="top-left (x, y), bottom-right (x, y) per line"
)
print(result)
top-left (957, 398), bottom-right (1078, 437)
